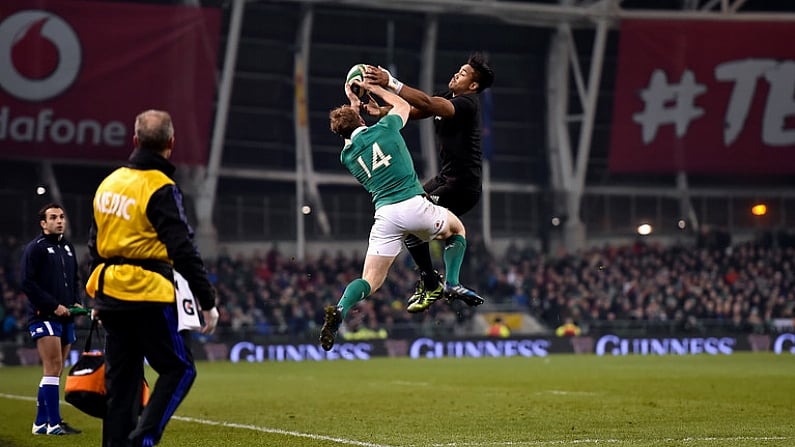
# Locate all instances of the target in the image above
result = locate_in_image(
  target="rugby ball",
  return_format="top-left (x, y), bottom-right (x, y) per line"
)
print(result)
top-left (346, 64), bottom-right (367, 98)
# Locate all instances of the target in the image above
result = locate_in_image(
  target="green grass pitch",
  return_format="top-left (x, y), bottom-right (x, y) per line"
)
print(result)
top-left (1, 353), bottom-right (793, 446)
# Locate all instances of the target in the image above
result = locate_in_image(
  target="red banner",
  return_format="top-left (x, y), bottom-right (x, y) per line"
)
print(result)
top-left (609, 20), bottom-right (795, 174)
top-left (0, 0), bottom-right (220, 165)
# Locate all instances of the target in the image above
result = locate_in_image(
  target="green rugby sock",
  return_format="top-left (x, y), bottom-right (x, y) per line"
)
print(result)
top-left (443, 234), bottom-right (467, 286)
top-left (337, 278), bottom-right (371, 319)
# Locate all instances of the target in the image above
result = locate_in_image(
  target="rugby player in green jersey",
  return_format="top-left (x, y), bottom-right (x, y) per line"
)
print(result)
top-left (320, 79), bottom-right (481, 351)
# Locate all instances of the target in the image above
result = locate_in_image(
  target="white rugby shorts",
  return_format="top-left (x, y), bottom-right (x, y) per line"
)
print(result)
top-left (367, 195), bottom-right (448, 257)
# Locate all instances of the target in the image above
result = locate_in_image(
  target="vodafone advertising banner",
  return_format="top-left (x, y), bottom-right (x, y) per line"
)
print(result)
top-left (0, 0), bottom-right (220, 165)
top-left (609, 20), bottom-right (795, 174)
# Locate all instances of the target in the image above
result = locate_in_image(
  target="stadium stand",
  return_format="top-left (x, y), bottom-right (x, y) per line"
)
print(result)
top-left (2, 232), bottom-right (793, 344)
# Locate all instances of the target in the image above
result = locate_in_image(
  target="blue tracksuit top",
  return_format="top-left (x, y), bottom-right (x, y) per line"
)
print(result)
top-left (20, 232), bottom-right (81, 325)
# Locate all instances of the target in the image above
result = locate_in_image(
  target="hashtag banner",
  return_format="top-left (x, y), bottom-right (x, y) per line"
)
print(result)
top-left (609, 20), bottom-right (795, 174)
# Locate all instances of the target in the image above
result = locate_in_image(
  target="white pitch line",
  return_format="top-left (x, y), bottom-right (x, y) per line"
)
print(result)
top-left (0, 393), bottom-right (35, 402)
top-left (534, 390), bottom-right (600, 397)
top-left (173, 415), bottom-right (398, 447)
top-left (0, 394), bottom-right (790, 446)
top-left (0, 393), bottom-right (394, 447)
top-left (388, 380), bottom-right (431, 387)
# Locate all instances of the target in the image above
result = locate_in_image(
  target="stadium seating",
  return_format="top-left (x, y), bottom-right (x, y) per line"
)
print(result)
top-left (2, 234), bottom-right (793, 343)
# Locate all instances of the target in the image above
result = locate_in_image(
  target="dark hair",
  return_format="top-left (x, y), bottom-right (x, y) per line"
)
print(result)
top-left (38, 202), bottom-right (64, 222)
top-left (329, 105), bottom-right (361, 139)
top-left (467, 52), bottom-right (494, 93)
top-left (135, 110), bottom-right (174, 151)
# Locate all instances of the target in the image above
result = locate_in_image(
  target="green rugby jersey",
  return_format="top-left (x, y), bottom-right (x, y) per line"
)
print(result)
top-left (341, 114), bottom-right (424, 209)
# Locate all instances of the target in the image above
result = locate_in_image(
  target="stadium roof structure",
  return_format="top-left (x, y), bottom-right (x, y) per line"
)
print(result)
top-left (232, 0), bottom-right (795, 254)
top-left (3, 0), bottom-right (794, 257)
top-left (274, 0), bottom-right (795, 27)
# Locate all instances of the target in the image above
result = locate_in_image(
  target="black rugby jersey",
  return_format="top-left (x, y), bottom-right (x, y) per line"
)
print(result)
top-left (433, 91), bottom-right (482, 191)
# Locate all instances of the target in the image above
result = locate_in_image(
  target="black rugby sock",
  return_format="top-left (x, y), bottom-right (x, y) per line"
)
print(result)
top-left (406, 239), bottom-right (439, 289)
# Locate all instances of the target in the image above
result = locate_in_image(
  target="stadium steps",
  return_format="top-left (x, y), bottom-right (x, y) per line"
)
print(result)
top-left (471, 307), bottom-right (548, 336)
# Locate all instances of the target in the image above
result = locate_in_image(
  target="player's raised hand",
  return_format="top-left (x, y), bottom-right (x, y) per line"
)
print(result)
top-left (364, 65), bottom-right (389, 87)
top-left (366, 65), bottom-right (403, 93)
top-left (361, 93), bottom-right (380, 116)
top-left (344, 80), bottom-right (363, 108)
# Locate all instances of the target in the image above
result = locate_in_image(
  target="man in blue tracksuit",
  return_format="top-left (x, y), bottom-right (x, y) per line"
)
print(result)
top-left (21, 203), bottom-right (84, 436)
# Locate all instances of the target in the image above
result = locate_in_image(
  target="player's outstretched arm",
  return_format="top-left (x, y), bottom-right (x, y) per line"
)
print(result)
top-left (366, 83), bottom-right (409, 128)
top-left (365, 65), bottom-right (454, 119)
top-left (361, 93), bottom-right (392, 118)
top-left (399, 84), bottom-right (454, 119)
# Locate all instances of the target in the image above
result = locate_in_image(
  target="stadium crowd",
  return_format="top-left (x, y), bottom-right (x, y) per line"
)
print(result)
top-left (1, 232), bottom-right (793, 342)
top-left (488, 237), bottom-right (794, 335)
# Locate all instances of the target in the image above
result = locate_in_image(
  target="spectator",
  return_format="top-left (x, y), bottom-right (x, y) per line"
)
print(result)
top-left (555, 317), bottom-right (581, 337)
top-left (487, 316), bottom-right (511, 338)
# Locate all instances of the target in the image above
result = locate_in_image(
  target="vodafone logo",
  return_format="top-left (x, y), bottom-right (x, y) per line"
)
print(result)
top-left (0, 10), bottom-right (81, 102)
top-left (0, 11), bottom-right (124, 148)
